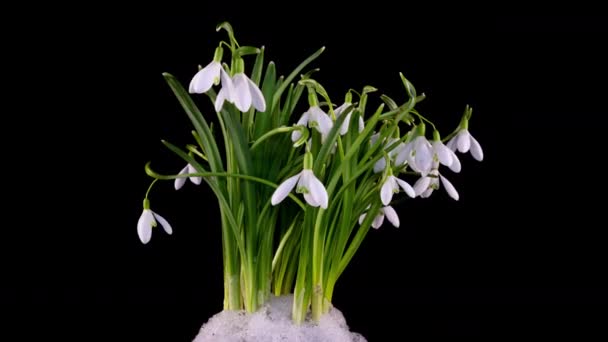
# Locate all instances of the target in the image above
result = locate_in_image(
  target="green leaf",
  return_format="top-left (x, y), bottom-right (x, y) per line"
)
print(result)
top-left (271, 47), bottom-right (325, 112)
top-left (254, 61), bottom-right (277, 139)
top-left (160, 140), bottom-right (245, 256)
top-left (162, 73), bottom-right (225, 179)
top-left (313, 105), bottom-right (349, 176)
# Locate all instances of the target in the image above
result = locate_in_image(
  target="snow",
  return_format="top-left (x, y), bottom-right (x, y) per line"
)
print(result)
top-left (193, 295), bottom-right (366, 342)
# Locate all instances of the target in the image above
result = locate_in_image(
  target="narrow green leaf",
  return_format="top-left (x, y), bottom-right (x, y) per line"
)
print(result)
top-left (271, 47), bottom-right (325, 112)
top-left (313, 105), bottom-right (349, 176)
top-left (162, 73), bottom-right (225, 178)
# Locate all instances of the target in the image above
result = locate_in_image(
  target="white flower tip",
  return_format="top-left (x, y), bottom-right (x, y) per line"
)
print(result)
top-left (174, 178), bottom-right (186, 190)
top-left (271, 173), bottom-right (301, 206)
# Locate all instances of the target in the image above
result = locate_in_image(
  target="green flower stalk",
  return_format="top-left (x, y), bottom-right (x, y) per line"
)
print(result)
top-left (138, 22), bottom-right (483, 324)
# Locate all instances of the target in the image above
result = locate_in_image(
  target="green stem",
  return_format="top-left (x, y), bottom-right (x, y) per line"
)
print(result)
top-left (145, 163), bottom-right (306, 210)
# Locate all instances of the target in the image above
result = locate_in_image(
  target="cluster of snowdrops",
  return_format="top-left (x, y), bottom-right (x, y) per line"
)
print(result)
top-left (137, 23), bottom-right (483, 323)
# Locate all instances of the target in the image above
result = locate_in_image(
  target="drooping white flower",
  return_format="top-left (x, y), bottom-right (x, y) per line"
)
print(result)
top-left (413, 163), bottom-right (459, 200)
top-left (137, 207), bottom-right (173, 244)
top-left (358, 205), bottom-right (400, 229)
top-left (446, 129), bottom-right (483, 161)
top-left (432, 140), bottom-right (461, 173)
top-left (335, 102), bottom-right (364, 135)
top-left (189, 60), bottom-right (223, 94)
top-left (271, 169), bottom-right (328, 209)
top-left (371, 135), bottom-right (407, 173)
top-left (380, 175), bottom-right (415, 205)
top-left (291, 106), bottom-right (333, 142)
top-left (174, 164), bottom-right (202, 190)
top-left (230, 72), bottom-right (266, 113)
top-left (403, 135), bottom-right (433, 176)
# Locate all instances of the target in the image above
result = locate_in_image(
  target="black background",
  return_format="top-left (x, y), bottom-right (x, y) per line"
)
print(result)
top-left (3, 5), bottom-right (608, 340)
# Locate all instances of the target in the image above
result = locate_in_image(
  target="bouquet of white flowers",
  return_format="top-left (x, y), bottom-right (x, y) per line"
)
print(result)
top-left (138, 22), bottom-right (483, 330)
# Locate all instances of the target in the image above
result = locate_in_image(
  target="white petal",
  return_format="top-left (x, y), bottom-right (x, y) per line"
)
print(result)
top-left (339, 113), bottom-right (351, 135)
top-left (303, 192), bottom-right (320, 207)
top-left (304, 170), bottom-right (329, 209)
top-left (271, 172), bottom-right (301, 205)
top-left (395, 143), bottom-right (411, 166)
top-left (456, 130), bottom-right (471, 153)
top-left (447, 150), bottom-right (461, 173)
top-left (174, 165), bottom-right (189, 190)
top-left (396, 178), bottom-right (416, 198)
top-left (247, 77), bottom-right (266, 112)
top-left (153, 211), bottom-right (173, 235)
top-left (440, 175), bottom-right (459, 201)
top-left (415, 137), bottom-right (433, 175)
top-left (220, 69), bottom-right (235, 101)
top-left (311, 107), bottom-right (333, 135)
top-left (383, 206), bottom-right (400, 228)
top-left (373, 157), bottom-right (387, 174)
top-left (470, 135), bottom-right (484, 161)
top-left (189, 61), bottom-right (221, 94)
top-left (358, 116), bottom-right (365, 133)
top-left (446, 137), bottom-right (458, 151)
top-left (215, 87), bottom-right (227, 112)
top-left (413, 176), bottom-right (431, 196)
top-left (232, 74), bottom-right (252, 112)
top-left (380, 176), bottom-right (395, 205)
top-left (358, 213), bottom-right (367, 225)
top-left (291, 112), bottom-right (310, 142)
top-left (370, 132), bottom-right (381, 146)
top-left (187, 164), bottom-right (202, 185)
top-left (334, 103), bottom-right (349, 117)
top-left (434, 141), bottom-right (453, 166)
top-left (371, 213), bottom-right (384, 229)
top-left (137, 210), bottom-right (154, 244)
top-left (420, 188), bottom-right (434, 198)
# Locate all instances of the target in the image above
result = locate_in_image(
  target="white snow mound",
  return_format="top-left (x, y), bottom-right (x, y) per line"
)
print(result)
top-left (193, 295), bottom-right (366, 342)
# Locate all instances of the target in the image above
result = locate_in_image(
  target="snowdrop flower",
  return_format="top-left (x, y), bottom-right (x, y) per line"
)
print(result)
top-left (271, 152), bottom-right (328, 208)
top-left (228, 58), bottom-right (266, 113)
top-left (334, 102), bottom-right (364, 135)
top-left (359, 205), bottom-right (400, 229)
top-left (291, 106), bottom-right (333, 142)
top-left (413, 162), bottom-right (459, 200)
top-left (446, 128), bottom-right (483, 162)
top-left (370, 132), bottom-right (407, 173)
top-left (174, 163), bottom-right (202, 190)
top-left (380, 173), bottom-right (415, 205)
top-left (189, 46), bottom-right (231, 94)
top-left (137, 199), bottom-right (173, 244)
top-left (404, 134), bottom-right (433, 176)
top-left (431, 131), bottom-right (461, 173)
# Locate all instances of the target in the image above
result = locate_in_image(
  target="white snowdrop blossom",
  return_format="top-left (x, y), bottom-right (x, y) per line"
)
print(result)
top-left (334, 102), bottom-right (364, 135)
top-left (189, 60), bottom-right (223, 94)
top-left (291, 106), bottom-right (333, 142)
top-left (380, 175), bottom-right (415, 205)
top-left (371, 134), bottom-right (408, 173)
top-left (174, 164), bottom-right (202, 190)
top-left (413, 162), bottom-right (459, 200)
top-left (230, 72), bottom-right (266, 113)
top-left (359, 205), bottom-right (400, 229)
top-left (432, 140), bottom-right (461, 173)
top-left (271, 169), bottom-right (328, 209)
top-left (402, 135), bottom-right (433, 176)
top-left (137, 206), bottom-right (173, 244)
top-left (446, 129), bottom-right (483, 161)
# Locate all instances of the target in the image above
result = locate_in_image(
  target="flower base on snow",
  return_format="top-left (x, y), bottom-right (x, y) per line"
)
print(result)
top-left (192, 295), bottom-right (366, 342)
